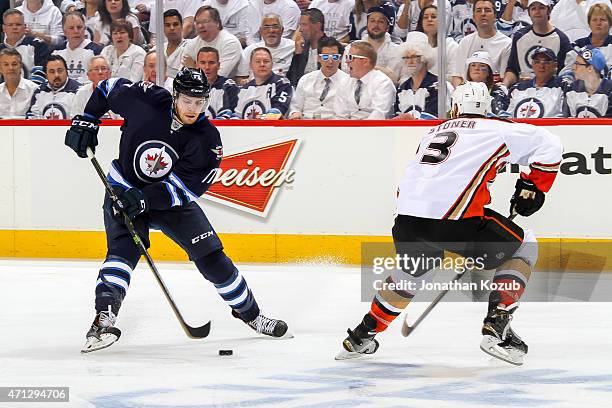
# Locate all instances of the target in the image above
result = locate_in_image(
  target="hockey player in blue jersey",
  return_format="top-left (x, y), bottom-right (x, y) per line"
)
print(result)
top-left (65, 67), bottom-right (290, 353)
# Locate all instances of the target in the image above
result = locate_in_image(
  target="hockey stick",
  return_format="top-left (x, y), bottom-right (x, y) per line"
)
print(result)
top-left (400, 213), bottom-right (518, 337)
top-left (86, 148), bottom-right (211, 339)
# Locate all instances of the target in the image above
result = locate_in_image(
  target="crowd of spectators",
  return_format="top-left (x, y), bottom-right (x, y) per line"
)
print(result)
top-left (1, 0), bottom-right (612, 120)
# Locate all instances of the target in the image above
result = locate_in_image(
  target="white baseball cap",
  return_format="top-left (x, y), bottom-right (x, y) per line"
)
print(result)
top-left (465, 51), bottom-right (493, 72)
top-left (527, 0), bottom-right (551, 7)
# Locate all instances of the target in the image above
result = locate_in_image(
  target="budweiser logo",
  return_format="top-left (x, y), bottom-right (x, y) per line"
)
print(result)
top-left (203, 139), bottom-right (300, 217)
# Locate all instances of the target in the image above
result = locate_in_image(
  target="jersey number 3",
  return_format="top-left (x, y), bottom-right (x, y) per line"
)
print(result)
top-left (420, 131), bottom-right (458, 165)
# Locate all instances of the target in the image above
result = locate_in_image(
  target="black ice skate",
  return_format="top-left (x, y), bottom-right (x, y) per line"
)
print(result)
top-left (480, 303), bottom-right (528, 365)
top-left (232, 310), bottom-right (291, 338)
top-left (335, 314), bottom-right (380, 360)
top-left (81, 307), bottom-right (121, 353)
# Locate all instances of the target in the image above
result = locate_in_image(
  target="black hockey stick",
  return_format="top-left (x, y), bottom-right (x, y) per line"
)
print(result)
top-left (401, 213), bottom-right (518, 337)
top-left (86, 148), bottom-right (211, 339)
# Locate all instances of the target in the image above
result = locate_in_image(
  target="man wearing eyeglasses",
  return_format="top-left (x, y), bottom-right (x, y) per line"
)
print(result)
top-left (236, 13), bottom-right (295, 80)
top-left (504, 47), bottom-right (570, 118)
top-left (72, 55), bottom-right (117, 118)
top-left (289, 36), bottom-right (349, 119)
top-left (52, 11), bottom-right (103, 84)
top-left (334, 40), bottom-right (396, 119)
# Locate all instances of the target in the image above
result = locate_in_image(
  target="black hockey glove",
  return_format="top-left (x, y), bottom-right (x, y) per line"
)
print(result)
top-left (113, 188), bottom-right (148, 220)
top-left (510, 178), bottom-right (545, 217)
top-left (65, 115), bottom-right (101, 158)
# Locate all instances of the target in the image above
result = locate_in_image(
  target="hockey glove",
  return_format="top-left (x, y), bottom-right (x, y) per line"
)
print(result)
top-left (65, 115), bottom-right (101, 158)
top-left (113, 188), bottom-right (148, 220)
top-left (510, 178), bottom-right (545, 217)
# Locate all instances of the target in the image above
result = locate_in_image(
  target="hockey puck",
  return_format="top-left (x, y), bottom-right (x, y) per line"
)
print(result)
top-left (219, 349), bottom-right (233, 356)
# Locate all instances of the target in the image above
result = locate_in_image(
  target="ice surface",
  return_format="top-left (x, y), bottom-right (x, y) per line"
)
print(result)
top-left (0, 259), bottom-right (611, 408)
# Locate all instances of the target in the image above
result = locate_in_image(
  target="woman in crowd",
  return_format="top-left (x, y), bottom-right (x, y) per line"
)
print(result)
top-left (93, 0), bottom-right (143, 45)
top-left (416, 4), bottom-right (457, 81)
top-left (464, 51), bottom-right (509, 115)
top-left (100, 19), bottom-right (145, 82)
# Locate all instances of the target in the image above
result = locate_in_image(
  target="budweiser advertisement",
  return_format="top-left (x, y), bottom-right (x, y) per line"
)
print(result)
top-left (203, 138), bottom-right (301, 217)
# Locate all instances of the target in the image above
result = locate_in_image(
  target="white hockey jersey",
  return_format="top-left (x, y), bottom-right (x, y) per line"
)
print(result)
top-left (397, 117), bottom-right (563, 220)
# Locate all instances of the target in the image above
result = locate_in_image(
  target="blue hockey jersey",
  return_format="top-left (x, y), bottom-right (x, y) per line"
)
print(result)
top-left (84, 78), bottom-right (223, 210)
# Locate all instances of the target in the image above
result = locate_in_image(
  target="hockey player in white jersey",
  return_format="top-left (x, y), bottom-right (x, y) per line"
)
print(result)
top-left (337, 82), bottom-right (563, 365)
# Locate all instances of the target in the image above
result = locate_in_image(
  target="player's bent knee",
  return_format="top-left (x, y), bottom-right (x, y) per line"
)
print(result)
top-left (194, 250), bottom-right (237, 284)
top-left (511, 229), bottom-right (538, 267)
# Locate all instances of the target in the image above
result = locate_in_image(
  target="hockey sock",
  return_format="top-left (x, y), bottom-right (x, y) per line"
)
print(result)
top-left (489, 268), bottom-right (528, 307)
top-left (195, 251), bottom-right (260, 322)
top-left (369, 276), bottom-right (414, 332)
top-left (95, 256), bottom-right (134, 315)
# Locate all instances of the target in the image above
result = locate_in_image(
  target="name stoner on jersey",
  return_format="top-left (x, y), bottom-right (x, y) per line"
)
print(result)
top-left (64, 67), bottom-right (290, 353)
top-left (337, 81), bottom-right (563, 367)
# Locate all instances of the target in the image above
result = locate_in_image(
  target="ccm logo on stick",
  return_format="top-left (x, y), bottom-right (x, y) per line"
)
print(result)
top-left (192, 231), bottom-right (214, 244)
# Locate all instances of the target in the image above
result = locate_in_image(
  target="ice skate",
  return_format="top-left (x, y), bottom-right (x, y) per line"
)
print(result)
top-left (480, 303), bottom-right (528, 365)
top-left (232, 310), bottom-right (292, 338)
top-left (335, 314), bottom-right (380, 360)
top-left (81, 307), bottom-right (121, 353)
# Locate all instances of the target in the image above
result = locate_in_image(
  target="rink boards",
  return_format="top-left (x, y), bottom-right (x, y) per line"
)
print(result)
top-left (0, 119), bottom-right (610, 269)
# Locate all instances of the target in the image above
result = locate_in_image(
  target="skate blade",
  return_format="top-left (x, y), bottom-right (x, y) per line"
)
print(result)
top-left (334, 348), bottom-right (365, 361)
top-left (81, 332), bottom-right (120, 354)
top-left (480, 335), bottom-right (525, 366)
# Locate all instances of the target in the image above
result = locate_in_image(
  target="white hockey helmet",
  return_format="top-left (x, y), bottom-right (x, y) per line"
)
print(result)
top-left (450, 81), bottom-right (492, 117)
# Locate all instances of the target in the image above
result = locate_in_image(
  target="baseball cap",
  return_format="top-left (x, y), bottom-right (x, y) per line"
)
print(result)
top-left (367, 2), bottom-right (396, 29)
top-left (466, 51), bottom-right (493, 69)
top-left (576, 45), bottom-right (607, 76)
top-left (527, 0), bottom-right (551, 7)
top-left (531, 46), bottom-right (556, 61)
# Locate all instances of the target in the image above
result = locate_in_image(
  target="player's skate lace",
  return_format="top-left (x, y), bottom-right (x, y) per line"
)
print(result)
top-left (249, 314), bottom-right (278, 335)
top-left (97, 306), bottom-right (117, 329)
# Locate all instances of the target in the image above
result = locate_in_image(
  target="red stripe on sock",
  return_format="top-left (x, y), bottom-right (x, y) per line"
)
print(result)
top-left (370, 301), bottom-right (399, 333)
top-left (493, 278), bottom-right (525, 306)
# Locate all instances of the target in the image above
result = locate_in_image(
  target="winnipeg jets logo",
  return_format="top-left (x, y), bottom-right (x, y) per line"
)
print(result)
top-left (133, 141), bottom-right (179, 182)
top-left (243, 101), bottom-right (265, 119)
top-left (43, 103), bottom-right (68, 119)
top-left (515, 98), bottom-right (544, 118)
top-left (211, 145), bottom-right (223, 160)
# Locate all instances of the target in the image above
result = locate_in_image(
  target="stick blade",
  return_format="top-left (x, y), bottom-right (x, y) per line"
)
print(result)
top-left (185, 320), bottom-right (212, 339)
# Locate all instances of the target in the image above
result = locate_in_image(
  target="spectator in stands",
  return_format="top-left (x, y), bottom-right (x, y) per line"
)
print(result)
top-left (53, 12), bottom-right (103, 84)
top-left (551, 0), bottom-right (612, 42)
top-left (247, 0), bottom-right (301, 45)
top-left (27, 54), bottom-right (80, 119)
top-left (235, 47), bottom-right (293, 119)
top-left (101, 19), bottom-right (145, 82)
top-left (202, 0), bottom-right (250, 47)
top-left (145, 0), bottom-right (199, 42)
top-left (350, 0), bottom-right (384, 41)
top-left (497, 0), bottom-right (531, 37)
top-left (72, 54), bottom-right (117, 117)
top-left (237, 13), bottom-right (295, 80)
top-left (563, 45), bottom-right (612, 117)
top-left (394, 38), bottom-right (448, 119)
top-left (289, 36), bottom-right (349, 119)
top-left (451, 0), bottom-right (511, 87)
top-left (415, 4), bottom-right (458, 81)
top-left (342, 3), bottom-right (403, 83)
top-left (1, 8), bottom-right (50, 74)
top-left (334, 40), bottom-right (396, 119)
top-left (308, 0), bottom-right (353, 42)
top-left (503, 0), bottom-right (571, 89)
top-left (504, 47), bottom-right (568, 118)
top-left (287, 7), bottom-right (327, 86)
top-left (0, 48), bottom-right (38, 118)
top-left (17, 0), bottom-right (63, 47)
top-left (93, 0), bottom-right (143, 45)
top-left (396, 0), bottom-right (452, 42)
top-left (182, 5), bottom-right (243, 78)
top-left (197, 46), bottom-right (239, 119)
top-left (296, 0), bottom-right (313, 11)
top-left (142, 50), bottom-right (172, 90)
top-left (464, 51), bottom-right (509, 115)
top-left (162, 9), bottom-right (187, 79)
top-left (562, 3), bottom-right (612, 78)
top-left (61, 0), bottom-right (100, 39)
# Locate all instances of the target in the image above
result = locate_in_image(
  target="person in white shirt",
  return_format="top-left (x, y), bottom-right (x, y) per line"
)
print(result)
top-left (308, 0), bottom-right (353, 42)
top-left (162, 8), bottom-right (188, 79)
top-left (342, 4), bottom-right (403, 83)
top-left (100, 19), bottom-right (146, 82)
top-left (247, 0), bottom-right (301, 45)
top-left (0, 48), bottom-right (38, 118)
top-left (145, 0), bottom-right (200, 41)
top-left (335, 40), bottom-right (396, 119)
top-left (202, 0), bottom-right (251, 47)
top-left (141, 50), bottom-right (173, 90)
top-left (551, 0), bottom-right (612, 42)
top-left (237, 13), bottom-right (295, 79)
top-left (182, 5), bottom-right (243, 78)
top-left (53, 12), bottom-right (103, 84)
top-left (17, 0), bottom-right (63, 47)
top-left (92, 0), bottom-right (143, 45)
top-left (72, 55), bottom-right (118, 118)
top-left (289, 36), bottom-right (350, 119)
top-left (415, 4), bottom-right (458, 82)
top-left (451, 0), bottom-right (512, 87)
